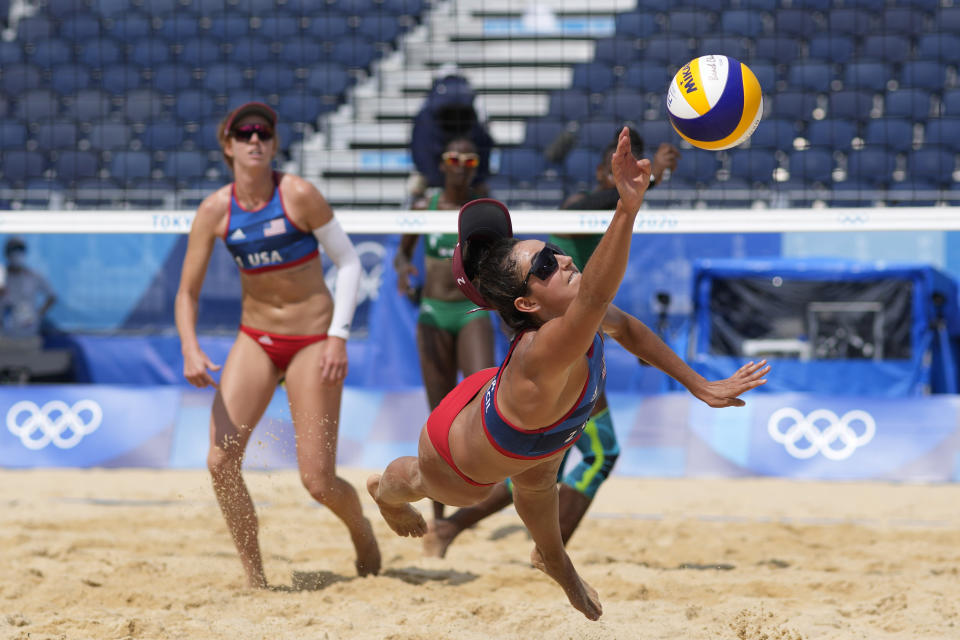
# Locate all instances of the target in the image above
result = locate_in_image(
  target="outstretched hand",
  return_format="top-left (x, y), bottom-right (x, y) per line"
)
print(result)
top-left (694, 360), bottom-right (770, 408)
top-left (611, 126), bottom-right (652, 214)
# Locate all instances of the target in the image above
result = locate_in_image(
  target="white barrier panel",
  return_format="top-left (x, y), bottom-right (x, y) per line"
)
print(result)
top-left (2, 207), bottom-right (960, 234)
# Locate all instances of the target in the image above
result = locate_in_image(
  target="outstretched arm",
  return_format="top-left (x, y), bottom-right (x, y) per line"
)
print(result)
top-left (602, 305), bottom-right (769, 407)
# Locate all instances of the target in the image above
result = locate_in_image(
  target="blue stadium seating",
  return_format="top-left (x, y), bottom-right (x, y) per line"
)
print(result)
top-left (775, 10), bottom-right (819, 39)
top-left (729, 150), bottom-right (777, 183)
top-left (202, 63), bottom-right (246, 94)
top-left (828, 180), bottom-right (877, 208)
top-left (356, 16), bottom-right (402, 44)
top-left (109, 151), bottom-right (153, 185)
top-left (28, 39), bottom-right (72, 68)
top-left (667, 10), bottom-right (715, 37)
top-left (881, 7), bottom-right (927, 35)
top-left (157, 14), bottom-right (201, 41)
top-left (65, 90), bottom-right (112, 122)
top-left (254, 63), bottom-right (296, 94)
top-left (907, 148), bottom-right (956, 185)
top-left (617, 66), bottom-right (671, 93)
top-left (747, 118), bottom-right (795, 149)
top-left (669, 148), bottom-right (718, 185)
top-left (523, 118), bottom-right (566, 150)
top-left (899, 61), bottom-right (946, 91)
top-left (231, 36), bottom-right (273, 67)
top-left (108, 14), bottom-right (152, 42)
top-left (497, 149), bottom-right (547, 182)
top-left (917, 34), bottom-right (960, 61)
top-left (634, 121), bottom-right (677, 149)
top-left (749, 63), bottom-right (777, 93)
top-left (614, 12), bottom-right (658, 38)
top-left (888, 180), bottom-right (941, 207)
top-left (2, 151), bottom-right (47, 184)
top-left (2, 64), bottom-right (41, 94)
top-left (593, 38), bottom-right (641, 66)
top-left (698, 36), bottom-right (750, 63)
top-left (332, 0), bottom-right (379, 16)
top-left (93, 0), bottom-right (129, 19)
top-left (101, 65), bottom-right (143, 95)
top-left (179, 37), bottom-right (221, 67)
top-left (141, 122), bottom-right (187, 151)
top-left (770, 91), bottom-right (818, 121)
top-left (260, 15), bottom-right (301, 41)
top-left (945, 91), bottom-right (960, 117)
top-left (79, 39), bottom-right (122, 68)
top-left (174, 90), bottom-right (217, 123)
top-left (208, 15), bottom-right (252, 42)
top-left (843, 62), bottom-right (889, 91)
top-left (884, 89), bottom-right (931, 120)
top-left (163, 151), bottom-right (210, 184)
top-left (642, 35), bottom-right (694, 65)
top-left (35, 121), bottom-right (78, 150)
top-left (925, 119), bottom-right (960, 152)
top-left (807, 35), bottom-right (855, 64)
top-left (862, 35), bottom-right (911, 64)
top-left (122, 89), bottom-right (165, 123)
top-left (577, 119), bottom-right (622, 151)
top-left (563, 149), bottom-right (599, 184)
top-left (790, 149), bottom-right (835, 184)
top-left (88, 122), bottom-right (134, 151)
top-left (827, 8), bottom-right (874, 37)
top-left (143, 0), bottom-right (179, 13)
top-left (380, 0), bottom-right (426, 19)
top-left (304, 63), bottom-right (348, 97)
top-left (720, 11), bottom-right (765, 38)
top-left (50, 64), bottom-right (92, 95)
top-left (939, 7), bottom-right (960, 32)
top-left (754, 37), bottom-right (801, 65)
top-left (572, 62), bottom-right (616, 93)
top-left (829, 90), bottom-right (875, 121)
top-left (788, 62), bottom-right (833, 92)
top-left (596, 88), bottom-right (646, 122)
top-left (847, 149), bottom-right (896, 185)
top-left (276, 93), bottom-right (334, 124)
top-left (0, 122), bottom-right (27, 149)
top-left (0, 42), bottom-right (22, 65)
top-left (330, 36), bottom-right (377, 70)
top-left (151, 63), bottom-right (194, 94)
top-left (130, 38), bottom-right (172, 68)
top-left (548, 90), bottom-right (594, 122)
top-left (54, 150), bottom-right (101, 183)
top-left (864, 118), bottom-right (915, 152)
top-left (805, 120), bottom-right (856, 149)
top-left (15, 89), bottom-right (59, 122)
top-left (17, 15), bottom-right (54, 42)
top-left (306, 14), bottom-right (351, 42)
top-left (48, 0), bottom-right (90, 15)
top-left (279, 41), bottom-right (324, 68)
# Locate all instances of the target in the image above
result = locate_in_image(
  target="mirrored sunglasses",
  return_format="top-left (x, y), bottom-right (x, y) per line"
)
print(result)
top-left (520, 242), bottom-right (566, 294)
top-left (442, 151), bottom-right (480, 168)
top-left (232, 123), bottom-right (274, 141)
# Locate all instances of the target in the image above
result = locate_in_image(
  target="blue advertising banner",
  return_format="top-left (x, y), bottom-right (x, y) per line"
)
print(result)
top-left (5, 385), bottom-right (960, 483)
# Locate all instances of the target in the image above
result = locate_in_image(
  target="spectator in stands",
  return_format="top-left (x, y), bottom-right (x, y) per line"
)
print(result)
top-left (368, 129), bottom-right (768, 619)
top-left (423, 128), bottom-right (681, 557)
top-left (175, 102), bottom-right (380, 588)
top-left (394, 136), bottom-right (497, 526)
top-left (0, 237), bottom-right (56, 338)
top-left (407, 70), bottom-right (494, 203)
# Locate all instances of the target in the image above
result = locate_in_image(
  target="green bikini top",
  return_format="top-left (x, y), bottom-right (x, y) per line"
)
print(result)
top-left (424, 192), bottom-right (461, 260)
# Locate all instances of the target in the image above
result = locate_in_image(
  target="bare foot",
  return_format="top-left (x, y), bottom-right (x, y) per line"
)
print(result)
top-left (422, 518), bottom-right (461, 558)
top-left (352, 517), bottom-right (381, 576)
top-left (530, 547), bottom-right (602, 621)
top-left (367, 474), bottom-right (427, 537)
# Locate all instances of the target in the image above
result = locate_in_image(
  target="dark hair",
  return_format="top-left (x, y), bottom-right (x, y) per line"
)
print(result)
top-left (463, 236), bottom-right (540, 333)
top-left (602, 127), bottom-right (644, 161)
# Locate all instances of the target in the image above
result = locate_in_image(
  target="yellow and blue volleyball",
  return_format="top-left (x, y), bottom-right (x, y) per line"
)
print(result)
top-left (666, 55), bottom-right (763, 151)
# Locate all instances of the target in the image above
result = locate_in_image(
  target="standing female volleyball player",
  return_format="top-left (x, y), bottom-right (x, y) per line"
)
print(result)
top-left (393, 137), bottom-right (496, 526)
top-left (368, 128), bottom-right (768, 619)
top-left (175, 102), bottom-right (380, 588)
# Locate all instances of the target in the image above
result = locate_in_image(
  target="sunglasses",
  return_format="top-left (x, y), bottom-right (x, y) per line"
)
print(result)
top-left (442, 151), bottom-right (480, 168)
top-left (520, 243), bottom-right (566, 295)
top-left (231, 123), bottom-right (274, 142)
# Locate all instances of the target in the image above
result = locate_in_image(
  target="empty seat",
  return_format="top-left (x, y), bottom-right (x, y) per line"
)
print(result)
top-left (562, 149), bottom-right (599, 183)
top-left (255, 63), bottom-right (296, 94)
top-left (846, 149), bottom-right (895, 184)
top-left (938, 7), bottom-right (960, 32)
top-left (548, 90), bottom-right (593, 122)
top-left (279, 40), bottom-right (323, 67)
top-left (945, 90), bottom-right (960, 117)
top-left (880, 7), bottom-right (927, 35)
top-left (108, 14), bottom-right (152, 42)
top-left (54, 150), bottom-right (100, 182)
top-left (17, 16), bottom-right (54, 42)
top-left (888, 179), bottom-right (941, 207)
top-left (79, 39), bottom-right (123, 68)
top-left (698, 36), bottom-right (749, 62)
top-left (202, 63), bottom-right (246, 94)
top-left (150, 63), bottom-right (194, 94)
top-left (130, 38), bottom-right (172, 68)
top-left (356, 15), bottom-right (401, 44)
top-left (141, 121), bottom-right (186, 151)
top-left (667, 9), bottom-right (715, 37)
top-left (807, 35), bottom-right (855, 64)
top-left (925, 119), bottom-right (960, 152)
top-left (34, 121), bottom-right (78, 149)
top-left (276, 92), bottom-right (335, 124)
top-left (0, 42), bottom-right (22, 66)
top-left (14, 89), bottom-right (59, 122)
top-left (884, 89), bottom-right (931, 120)
top-left (577, 119), bottom-right (622, 151)
top-left (28, 39), bottom-right (71, 68)
top-left (2, 63), bottom-right (41, 94)
top-left (843, 62), bottom-right (889, 91)
top-left (305, 14), bottom-right (350, 41)
top-left (861, 35), bottom-right (911, 64)
top-left (208, 15), bottom-right (251, 41)
top-left (617, 66), bottom-right (671, 93)
top-left (231, 36), bottom-right (272, 67)
top-left (379, 0), bottom-right (425, 18)
top-left (729, 149), bottom-right (777, 183)
top-left (746, 118), bottom-right (795, 149)
top-left (906, 147), bottom-right (956, 185)
top-left (330, 0), bottom-right (377, 15)
top-left (828, 180), bottom-right (878, 208)
top-left (827, 8), bottom-right (874, 37)
top-left (634, 121), bottom-right (677, 149)
top-left (142, 0), bottom-right (179, 13)
top-left (790, 0), bottom-right (831, 8)
top-left (157, 14), bottom-right (201, 41)
top-left (65, 89), bottom-right (112, 122)
top-left (900, 61), bottom-right (945, 91)
top-left (260, 15), bottom-right (301, 41)
top-left (789, 149), bottom-right (834, 184)
top-left (787, 62), bottom-right (833, 92)
top-left (100, 64), bottom-right (144, 95)
top-left (669, 148), bottom-right (718, 184)
top-left (828, 90), bottom-right (875, 121)
top-left (596, 88), bottom-right (647, 121)
top-left (88, 122), bottom-right (133, 151)
top-left (0, 122), bottom-right (27, 149)
top-left (50, 64), bottom-right (93, 95)
top-left (864, 118), bottom-right (914, 152)
top-left (330, 36), bottom-right (377, 70)
top-left (917, 34), bottom-right (960, 61)
top-left (174, 89), bottom-right (217, 122)
top-left (642, 35), bottom-right (693, 65)
top-left (109, 151), bottom-right (153, 184)
top-left (572, 62), bottom-right (616, 93)
top-left (805, 118), bottom-right (857, 149)
top-left (163, 151), bottom-right (209, 182)
top-left (1, 151), bottom-right (47, 184)
top-left (523, 118), bottom-right (566, 150)
top-left (94, 0), bottom-right (129, 18)
top-left (48, 0), bottom-right (90, 15)
top-left (121, 89), bottom-right (164, 122)
top-left (775, 10), bottom-right (819, 38)
top-left (179, 37), bottom-right (221, 67)
top-left (497, 148), bottom-right (546, 181)
top-left (720, 10), bottom-right (765, 38)
top-left (594, 38), bottom-right (641, 66)
top-left (304, 63), bottom-right (348, 96)
top-left (770, 91), bottom-right (818, 121)
top-left (615, 11), bottom-right (658, 38)
top-left (754, 36), bottom-right (801, 65)
top-left (749, 63), bottom-right (777, 92)
top-left (234, 0), bottom-right (281, 13)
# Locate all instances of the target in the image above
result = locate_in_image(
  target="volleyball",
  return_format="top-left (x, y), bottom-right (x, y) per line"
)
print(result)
top-left (666, 54), bottom-right (763, 151)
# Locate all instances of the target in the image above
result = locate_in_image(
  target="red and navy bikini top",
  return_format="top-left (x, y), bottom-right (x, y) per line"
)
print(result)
top-left (223, 172), bottom-right (319, 274)
top-left (481, 331), bottom-right (606, 459)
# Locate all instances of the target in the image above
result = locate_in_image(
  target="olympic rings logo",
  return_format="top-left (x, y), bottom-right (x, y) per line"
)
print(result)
top-left (767, 407), bottom-right (875, 461)
top-left (6, 400), bottom-right (103, 450)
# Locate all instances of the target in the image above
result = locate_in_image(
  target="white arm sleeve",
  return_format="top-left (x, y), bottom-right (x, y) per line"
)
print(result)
top-left (313, 218), bottom-right (360, 340)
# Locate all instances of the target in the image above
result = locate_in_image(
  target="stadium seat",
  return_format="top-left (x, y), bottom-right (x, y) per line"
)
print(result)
top-left (720, 10), bottom-right (765, 38)
top-left (109, 151), bottom-right (153, 185)
top-left (880, 7), bottom-right (927, 35)
top-left (305, 14), bottom-right (350, 41)
top-left (16, 15), bottom-right (54, 43)
top-left (827, 8), bottom-right (874, 37)
top-left (54, 150), bottom-right (100, 182)
top-left (593, 38), bottom-right (641, 66)
top-left (65, 90), bottom-right (113, 122)
top-left (884, 89), bottom-right (931, 121)
top-left (917, 34), bottom-right (960, 61)
top-left (577, 119), bottom-right (622, 151)
top-left (938, 7), bottom-right (960, 32)
top-left (100, 65), bottom-right (144, 95)
top-left (230, 36), bottom-right (272, 67)
top-left (0, 122), bottom-right (27, 149)
top-left (142, 0), bottom-right (179, 13)
top-left (140, 121), bottom-right (186, 151)
top-left (163, 151), bottom-right (209, 183)
top-left (749, 63), bottom-right (777, 93)
top-left (157, 14), bottom-right (201, 41)
top-left (28, 39), bottom-right (71, 68)
top-left (807, 35), bottom-right (855, 64)
top-left (93, 0), bottom-right (129, 18)
top-left (614, 11), bottom-right (658, 38)
top-left (790, 0), bottom-right (831, 8)
top-left (667, 10), bottom-right (715, 37)
top-left (14, 89), bottom-right (59, 122)
top-left (48, 0), bottom-right (90, 15)
top-left (789, 149), bottom-right (835, 184)
top-left (548, 90), bottom-right (594, 122)
top-left (787, 62), bottom-right (833, 92)
top-left (945, 90), bottom-right (960, 117)
top-left (595, 88), bottom-right (646, 122)
top-left (862, 35), bottom-right (911, 64)
top-left (572, 62), bottom-right (616, 94)
top-left (753, 36), bottom-right (801, 65)
top-left (0, 42), bottom-right (21, 66)
top-left (698, 36), bottom-right (749, 63)
top-left (251, 63), bottom-right (295, 94)
top-left (907, 147), bottom-right (956, 185)
top-left (2, 151), bottom-right (47, 184)
top-left (356, 15), bottom-right (401, 44)
top-left (304, 63), bottom-right (349, 97)
top-left (79, 39), bottom-right (122, 68)
top-left (2, 64), bottom-right (42, 95)
top-left (108, 14), bottom-right (152, 42)
top-left (34, 121), bottom-right (78, 150)
top-left (379, 0), bottom-right (425, 18)
top-left (331, 0), bottom-right (379, 16)
top-left (234, 0), bottom-right (281, 13)
top-left (330, 36), bottom-right (377, 70)
top-left (634, 121), bottom-right (677, 149)
top-left (828, 90), bottom-right (875, 121)
top-left (805, 120), bottom-right (856, 149)
top-left (775, 10), bottom-right (819, 39)
top-left (729, 150), bottom-right (777, 183)
top-left (121, 89), bottom-right (165, 123)
top-left (202, 63), bottom-right (246, 94)
top-left (668, 148), bottom-right (718, 184)
top-left (88, 122), bottom-right (133, 151)
top-left (497, 148), bottom-right (547, 182)
top-left (864, 118), bottom-right (915, 152)
top-left (50, 64), bottom-right (92, 95)
top-left (151, 63), bottom-right (194, 94)
top-left (843, 62), bottom-right (890, 91)
top-left (208, 15), bottom-right (252, 42)
top-left (174, 90), bottom-right (217, 123)
top-left (130, 38), bottom-right (172, 68)
top-left (179, 37), bottom-right (222, 67)
top-left (828, 180), bottom-right (878, 208)
top-left (846, 149), bottom-right (895, 185)
top-left (562, 149), bottom-right (599, 183)
top-left (899, 61), bottom-right (946, 92)
top-left (617, 66), bottom-right (671, 94)
top-left (260, 15), bottom-right (301, 41)
top-left (888, 179), bottom-right (941, 207)
top-left (276, 92), bottom-right (334, 124)
top-left (523, 118), bottom-right (566, 150)
top-left (925, 119), bottom-right (960, 152)
top-left (642, 35), bottom-right (694, 65)
top-left (279, 40), bottom-right (324, 68)
top-left (746, 118), bottom-right (795, 150)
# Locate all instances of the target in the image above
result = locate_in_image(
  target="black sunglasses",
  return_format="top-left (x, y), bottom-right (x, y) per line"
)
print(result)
top-left (232, 123), bottom-right (274, 141)
top-left (520, 242), bottom-right (566, 295)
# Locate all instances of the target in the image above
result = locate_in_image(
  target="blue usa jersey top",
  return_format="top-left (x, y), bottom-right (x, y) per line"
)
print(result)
top-left (223, 173), bottom-right (319, 273)
top-left (481, 331), bottom-right (606, 459)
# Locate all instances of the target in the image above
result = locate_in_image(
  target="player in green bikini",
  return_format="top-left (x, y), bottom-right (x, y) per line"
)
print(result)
top-left (394, 137), bottom-right (496, 523)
